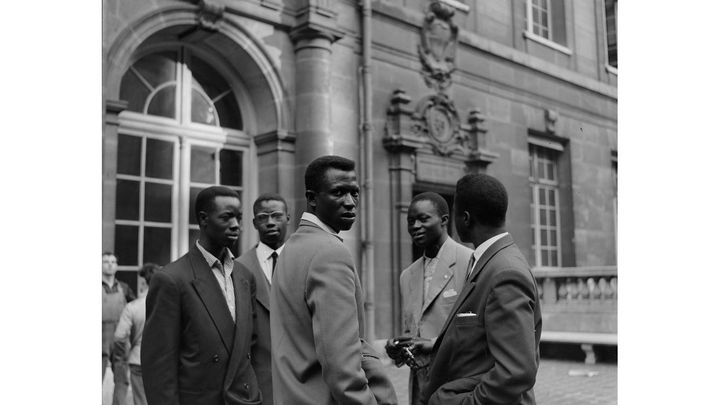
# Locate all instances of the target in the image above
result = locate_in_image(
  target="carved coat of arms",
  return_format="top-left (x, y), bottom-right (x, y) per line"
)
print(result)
top-left (418, 1), bottom-right (459, 92)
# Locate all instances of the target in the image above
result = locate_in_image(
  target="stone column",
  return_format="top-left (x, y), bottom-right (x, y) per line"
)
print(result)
top-left (103, 100), bottom-right (128, 252)
top-left (290, 22), bottom-right (343, 219)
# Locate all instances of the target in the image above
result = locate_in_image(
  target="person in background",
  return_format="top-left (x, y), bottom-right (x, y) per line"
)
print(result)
top-left (419, 173), bottom-right (542, 405)
top-left (113, 262), bottom-right (160, 405)
top-left (102, 251), bottom-right (136, 405)
top-left (386, 192), bottom-right (473, 404)
top-left (235, 193), bottom-right (290, 405)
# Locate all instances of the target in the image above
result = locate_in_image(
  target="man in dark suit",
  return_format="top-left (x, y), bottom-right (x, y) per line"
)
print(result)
top-left (142, 186), bottom-right (261, 405)
top-left (270, 155), bottom-right (397, 405)
top-left (419, 173), bottom-right (542, 405)
top-left (235, 193), bottom-right (290, 405)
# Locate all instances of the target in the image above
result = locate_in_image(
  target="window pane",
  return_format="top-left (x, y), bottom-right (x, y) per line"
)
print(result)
top-left (550, 251), bottom-right (557, 266)
top-left (117, 135), bottom-right (142, 176)
top-left (116, 179), bottom-right (140, 220)
top-left (145, 138), bottom-right (174, 179)
top-left (548, 209), bottom-right (556, 226)
top-left (143, 227), bottom-right (171, 266)
top-left (550, 0), bottom-right (567, 45)
top-left (541, 250), bottom-right (549, 266)
top-left (548, 189), bottom-right (555, 205)
top-left (550, 230), bottom-right (557, 245)
top-left (191, 88), bottom-right (218, 126)
top-left (216, 94), bottom-right (243, 130)
top-left (188, 187), bottom-right (203, 225)
top-left (134, 52), bottom-right (177, 88)
top-left (119, 70), bottom-right (151, 113)
top-left (147, 85), bottom-right (176, 119)
top-left (537, 159), bottom-right (545, 179)
top-left (115, 225), bottom-right (139, 267)
top-left (144, 182), bottom-right (172, 223)
top-left (539, 209), bottom-right (547, 225)
top-left (220, 149), bottom-right (243, 187)
top-left (546, 162), bottom-right (555, 181)
top-left (541, 230), bottom-right (548, 245)
top-left (538, 188), bottom-right (546, 205)
top-left (191, 146), bottom-right (216, 183)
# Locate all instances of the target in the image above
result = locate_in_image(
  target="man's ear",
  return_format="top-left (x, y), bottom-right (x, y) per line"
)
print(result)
top-left (198, 211), bottom-right (208, 227)
top-left (461, 210), bottom-right (471, 226)
top-left (306, 190), bottom-right (317, 208)
top-left (440, 213), bottom-right (450, 228)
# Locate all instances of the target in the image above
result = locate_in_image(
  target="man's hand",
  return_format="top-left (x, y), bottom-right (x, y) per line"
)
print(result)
top-left (385, 336), bottom-right (413, 367)
top-left (409, 337), bottom-right (433, 355)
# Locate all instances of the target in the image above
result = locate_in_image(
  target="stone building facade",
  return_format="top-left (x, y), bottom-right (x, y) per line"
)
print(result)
top-left (103, 0), bottom-right (618, 339)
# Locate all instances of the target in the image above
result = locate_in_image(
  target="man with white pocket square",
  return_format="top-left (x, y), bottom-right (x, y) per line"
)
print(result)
top-left (418, 173), bottom-right (542, 405)
top-left (386, 192), bottom-right (473, 405)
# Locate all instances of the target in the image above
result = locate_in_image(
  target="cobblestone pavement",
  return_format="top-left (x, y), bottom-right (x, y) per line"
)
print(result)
top-left (382, 359), bottom-right (617, 405)
top-left (105, 359), bottom-right (616, 405)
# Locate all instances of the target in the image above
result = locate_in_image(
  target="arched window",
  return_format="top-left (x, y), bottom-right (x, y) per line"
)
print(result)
top-left (114, 46), bottom-right (250, 271)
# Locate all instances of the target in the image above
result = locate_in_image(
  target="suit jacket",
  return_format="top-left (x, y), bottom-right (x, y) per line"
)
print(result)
top-left (235, 247), bottom-right (272, 405)
top-left (418, 234), bottom-right (542, 405)
top-left (399, 237), bottom-right (473, 404)
top-left (270, 219), bottom-right (397, 405)
top-left (142, 244), bottom-right (261, 405)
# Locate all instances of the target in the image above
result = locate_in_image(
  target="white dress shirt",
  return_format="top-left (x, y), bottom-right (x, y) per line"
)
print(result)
top-left (196, 240), bottom-right (236, 322)
top-left (467, 232), bottom-right (509, 278)
top-left (255, 241), bottom-right (285, 284)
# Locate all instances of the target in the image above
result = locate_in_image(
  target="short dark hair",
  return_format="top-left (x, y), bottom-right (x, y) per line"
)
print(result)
top-left (195, 186), bottom-right (241, 223)
top-left (139, 263), bottom-right (160, 284)
top-left (102, 251), bottom-right (115, 257)
top-left (304, 155), bottom-right (355, 192)
top-left (455, 173), bottom-right (508, 228)
top-left (411, 192), bottom-right (449, 218)
top-left (252, 193), bottom-right (288, 214)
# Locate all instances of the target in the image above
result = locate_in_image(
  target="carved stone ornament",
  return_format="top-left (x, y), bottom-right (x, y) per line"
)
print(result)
top-left (418, 1), bottom-right (459, 93)
top-left (197, 0), bottom-right (225, 31)
top-left (545, 109), bottom-right (559, 134)
top-left (413, 93), bottom-right (469, 156)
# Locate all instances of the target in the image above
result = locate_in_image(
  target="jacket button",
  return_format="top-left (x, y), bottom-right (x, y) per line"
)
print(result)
top-left (247, 353), bottom-right (251, 359)
top-left (212, 354), bottom-right (220, 363)
top-left (243, 383), bottom-right (249, 390)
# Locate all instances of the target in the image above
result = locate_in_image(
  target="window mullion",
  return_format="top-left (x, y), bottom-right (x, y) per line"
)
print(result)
top-left (138, 136), bottom-right (147, 266)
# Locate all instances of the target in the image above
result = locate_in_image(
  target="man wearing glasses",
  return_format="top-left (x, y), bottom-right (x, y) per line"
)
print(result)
top-left (235, 193), bottom-right (290, 405)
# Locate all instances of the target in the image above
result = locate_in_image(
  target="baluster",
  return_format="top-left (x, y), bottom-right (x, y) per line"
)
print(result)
top-left (557, 279), bottom-right (568, 303)
top-left (588, 277), bottom-right (601, 301)
top-left (567, 278), bottom-right (578, 300)
top-left (579, 278), bottom-right (590, 300)
top-left (610, 277), bottom-right (618, 300)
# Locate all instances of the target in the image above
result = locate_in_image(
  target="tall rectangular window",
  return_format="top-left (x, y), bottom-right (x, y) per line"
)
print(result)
top-left (529, 144), bottom-right (562, 267)
top-left (526, 0), bottom-right (567, 46)
top-left (604, 0), bottom-right (618, 68)
top-left (115, 134), bottom-right (176, 269)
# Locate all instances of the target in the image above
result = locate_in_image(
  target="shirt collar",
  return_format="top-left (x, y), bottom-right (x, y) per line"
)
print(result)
top-left (471, 232), bottom-right (509, 263)
top-left (257, 240), bottom-right (284, 260)
top-left (195, 240), bottom-right (235, 269)
top-left (301, 212), bottom-right (341, 238)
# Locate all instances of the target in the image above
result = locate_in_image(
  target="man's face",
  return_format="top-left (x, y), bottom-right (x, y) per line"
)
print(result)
top-left (253, 199), bottom-right (289, 249)
top-left (453, 200), bottom-right (470, 243)
top-left (407, 199), bottom-right (447, 249)
top-left (199, 196), bottom-right (242, 249)
top-left (102, 254), bottom-right (118, 276)
top-left (309, 168), bottom-right (359, 232)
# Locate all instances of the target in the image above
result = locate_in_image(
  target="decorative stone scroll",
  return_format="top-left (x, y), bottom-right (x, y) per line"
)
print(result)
top-left (197, 0), bottom-right (225, 31)
top-left (418, 1), bottom-right (459, 93)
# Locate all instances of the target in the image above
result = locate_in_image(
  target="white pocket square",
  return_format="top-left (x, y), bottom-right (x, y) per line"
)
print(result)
top-left (457, 312), bottom-right (477, 317)
top-left (442, 289), bottom-right (457, 298)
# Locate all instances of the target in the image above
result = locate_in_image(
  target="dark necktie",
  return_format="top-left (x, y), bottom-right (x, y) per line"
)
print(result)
top-left (465, 255), bottom-right (476, 282)
top-left (271, 251), bottom-right (278, 276)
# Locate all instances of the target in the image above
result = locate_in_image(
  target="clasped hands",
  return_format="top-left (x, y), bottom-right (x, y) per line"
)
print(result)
top-left (384, 335), bottom-right (432, 370)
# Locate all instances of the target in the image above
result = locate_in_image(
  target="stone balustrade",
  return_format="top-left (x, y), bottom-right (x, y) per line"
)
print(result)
top-left (532, 266), bottom-right (617, 337)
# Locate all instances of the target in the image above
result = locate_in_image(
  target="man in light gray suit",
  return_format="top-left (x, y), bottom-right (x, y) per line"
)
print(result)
top-left (235, 193), bottom-right (290, 405)
top-left (270, 155), bottom-right (397, 405)
top-left (386, 192), bottom-right (473, 405)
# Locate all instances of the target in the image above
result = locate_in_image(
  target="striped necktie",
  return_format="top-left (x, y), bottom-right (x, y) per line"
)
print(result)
top-left (465, 255), bottom-right (476, 282)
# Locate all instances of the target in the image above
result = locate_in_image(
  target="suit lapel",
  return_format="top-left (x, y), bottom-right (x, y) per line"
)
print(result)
top-left (434, 235), bottom-right (515, 344)
top-left (225, 263), bottom-right (251, 389)
top-left (249, 250), bottom-right (271, 311)
top-left (421, 245), bottom-right (456, 313)
top-left (407, 260), bottom-right (424, 331)
top-left (189, 246), bottom-right (235, 354)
